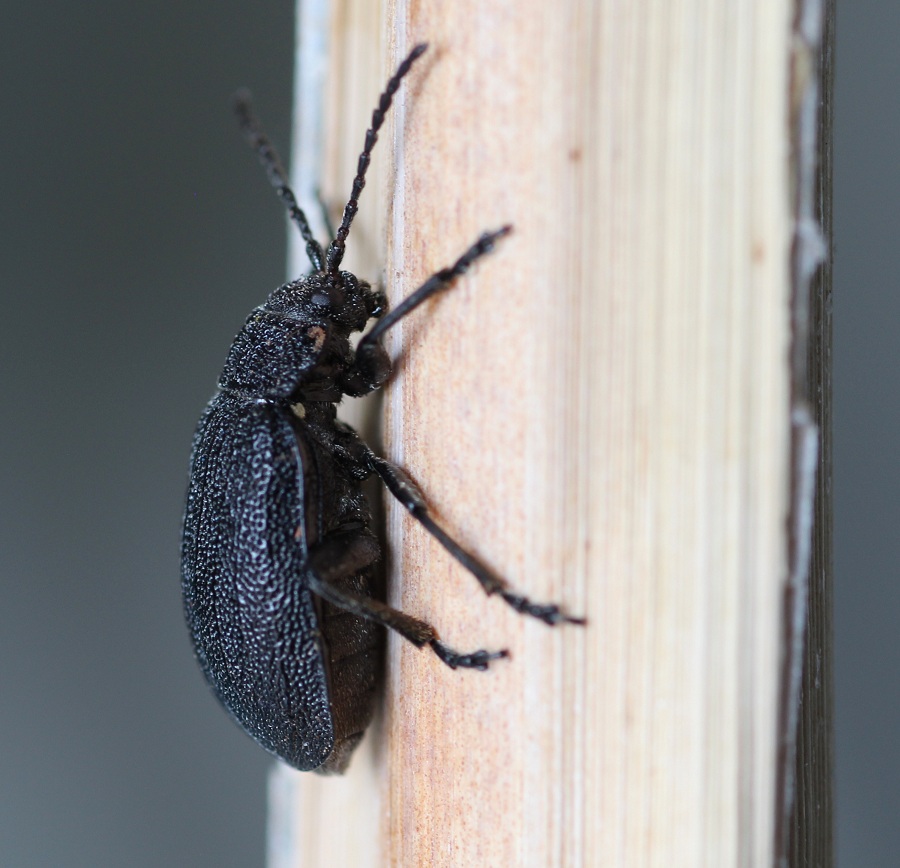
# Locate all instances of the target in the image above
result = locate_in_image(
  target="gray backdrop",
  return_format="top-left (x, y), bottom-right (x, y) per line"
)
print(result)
top-left (0, 2), bottom-right (291, 865)
top-left (832, 2), bottom-right (900, 864)
top-left (0, 2), bottom-right (891, 866)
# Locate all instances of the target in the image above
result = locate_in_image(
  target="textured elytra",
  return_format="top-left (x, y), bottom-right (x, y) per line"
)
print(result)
top-left (182, 377), bottom-right (380, 771)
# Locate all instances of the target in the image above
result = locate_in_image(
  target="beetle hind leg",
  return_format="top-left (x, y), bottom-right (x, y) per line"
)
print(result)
top-left (308, 537), bottom-right (508, 671)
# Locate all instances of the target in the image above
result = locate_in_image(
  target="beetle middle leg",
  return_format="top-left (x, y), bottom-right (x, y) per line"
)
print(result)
top-left (363, 451), bottom-right (586, 627)
top-left (308, 529), bottom-right (508, 670)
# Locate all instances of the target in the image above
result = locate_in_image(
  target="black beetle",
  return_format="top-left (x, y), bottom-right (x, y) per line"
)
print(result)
top-left (181, 44), bottom-right (584, 774)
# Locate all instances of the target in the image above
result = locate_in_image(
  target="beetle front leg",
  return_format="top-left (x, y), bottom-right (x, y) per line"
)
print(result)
top-left (340, 227), bottom-right (512, 398)
top-left (308, 532), bottom-right (508, 671)
top-left (338, 340), bottom-right (391, 396)
top-left (364, 451), bottom-right (587, 627)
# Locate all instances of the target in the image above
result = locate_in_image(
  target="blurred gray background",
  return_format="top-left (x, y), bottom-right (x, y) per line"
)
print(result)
top-left (0, 2), bottom-right (291, 865)
top-left (0, 2), bottom-right (891, 866)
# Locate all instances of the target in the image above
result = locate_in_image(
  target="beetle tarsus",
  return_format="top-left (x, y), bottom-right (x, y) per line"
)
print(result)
top-left (430, 640), bottom-right (509, 671)
top-left (498, 591), bottom-right (588, 626)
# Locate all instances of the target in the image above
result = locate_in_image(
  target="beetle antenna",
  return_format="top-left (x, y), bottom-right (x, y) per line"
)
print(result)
top-left (325, 43), bottom-right (428, 275)
top-left (233, 89), bottom-right (326, 272)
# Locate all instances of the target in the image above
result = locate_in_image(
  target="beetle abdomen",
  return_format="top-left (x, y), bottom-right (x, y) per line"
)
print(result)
top-left (314, 569), bottom-right (381, 774)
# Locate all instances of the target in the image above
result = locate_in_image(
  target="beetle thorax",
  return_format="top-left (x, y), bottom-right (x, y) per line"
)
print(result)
top-left (217, 272), bottom-right (377, 401)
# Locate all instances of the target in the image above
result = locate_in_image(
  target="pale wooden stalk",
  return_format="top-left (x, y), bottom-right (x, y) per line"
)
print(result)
top-left (270, 2), bottom-right (832, 866)
top-left (268, 4), bottom-right (387, 868)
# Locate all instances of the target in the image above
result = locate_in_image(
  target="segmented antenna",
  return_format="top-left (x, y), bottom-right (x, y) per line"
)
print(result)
top-left (233, 90), bottom-right (326, 272)
top-left (325, 43), bottom-right (428, 274)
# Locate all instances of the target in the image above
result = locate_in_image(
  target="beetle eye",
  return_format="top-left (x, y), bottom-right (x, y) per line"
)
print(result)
top-left (310, 292), bottom-right (330, 309)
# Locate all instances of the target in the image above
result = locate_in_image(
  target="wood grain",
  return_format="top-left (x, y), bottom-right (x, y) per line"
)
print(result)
top-left (269, 1), bottom-right (828, 865)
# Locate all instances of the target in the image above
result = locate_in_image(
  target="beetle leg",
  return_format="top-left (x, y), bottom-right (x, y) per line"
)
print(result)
top-left (355, 226), bottom-right (513, 356)
top-left (364, 451), bottom-right (587, 627)
top-left (308, 569), bottom-right (507, 671)
top-left (314, 187), bottom-right (336, 242)
top-left (308, 532), bottom-right (507, 670)
top-left (340, 228), bottom-right (513, 397)
top-left (308, 529), bottom-right (381, 583)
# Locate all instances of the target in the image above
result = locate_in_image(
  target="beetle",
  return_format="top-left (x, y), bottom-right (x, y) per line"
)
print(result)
top-left (181, 43), bottom-right (584, 774)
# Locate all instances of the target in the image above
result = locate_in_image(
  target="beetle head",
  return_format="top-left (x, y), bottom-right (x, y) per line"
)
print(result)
top-left (264, 271), bottom-right (382, 335)
top-left (217, 271), bottom-right (388, 401)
